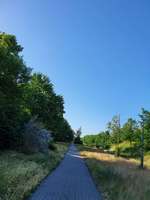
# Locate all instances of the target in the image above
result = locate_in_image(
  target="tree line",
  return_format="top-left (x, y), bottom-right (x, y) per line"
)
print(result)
top-left (0, 32), bottom-right (74, 150)
top-left (83, 109), bottom-right (150, 163)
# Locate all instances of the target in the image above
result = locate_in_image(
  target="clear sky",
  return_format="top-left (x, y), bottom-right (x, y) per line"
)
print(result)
top-left (1, 0), bottom-right (150, 135)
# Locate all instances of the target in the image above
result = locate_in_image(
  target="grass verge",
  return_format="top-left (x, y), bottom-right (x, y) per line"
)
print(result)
top-left (79, 146), bottom-right (150, 200)
top-left (0, 143), bottom-right (68, 200)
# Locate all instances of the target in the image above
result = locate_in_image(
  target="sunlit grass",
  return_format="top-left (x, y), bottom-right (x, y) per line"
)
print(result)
top-left (0, 143), bottom-right (68, 200)
top-left (80, 148), bottom-right (150, 200)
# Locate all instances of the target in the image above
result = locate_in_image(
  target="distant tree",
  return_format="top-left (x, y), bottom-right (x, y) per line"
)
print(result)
top-left (122, 118), bottom-right (137, 144)
top-left (108, 115), bottom-right (121, 156)
top-left (74, 127), bottom-right (82, 144)
top-left (138, 108), bottom-right (150, 168)
top-left (122, 118), bottom-right (138, 156)
top-left (82, 131), bottom-right (111, 150)
top-left (83, 135), bottom-right (96, 146)
top-left (139, 108), bottom-right (150, 150)
top-left (96, 131), bottom-right (111, 150)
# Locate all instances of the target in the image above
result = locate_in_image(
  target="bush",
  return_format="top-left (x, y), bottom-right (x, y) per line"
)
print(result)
top-left (48, 141), bottom-right (57, 151)
top-left (74, 136), bottom-right (83, 144)
top-left (110, 141), bottom-right (140, 158)
top-left (23, 117), bottom-right (53, 153)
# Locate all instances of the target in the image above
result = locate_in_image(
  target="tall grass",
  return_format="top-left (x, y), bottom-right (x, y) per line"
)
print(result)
top-left (0, 143), bottom-right (68, 200)
top-left (80, 149), bottom-right (150, 200)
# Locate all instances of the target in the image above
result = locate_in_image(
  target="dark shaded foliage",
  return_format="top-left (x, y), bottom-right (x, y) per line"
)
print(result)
top-left (0, 32), bottom-right (73, 149)
top-left (74, 127), bottom-right (82, 144)
top-left (0, 33), bottom-right (31, 149)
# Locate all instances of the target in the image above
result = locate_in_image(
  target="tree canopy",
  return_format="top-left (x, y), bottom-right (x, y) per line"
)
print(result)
top-left (0, 32), bottom-right (73, 149)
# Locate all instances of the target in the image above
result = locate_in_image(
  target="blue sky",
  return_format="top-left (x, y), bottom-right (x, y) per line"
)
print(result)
top-left (1, 0), bottom-right (150, 135)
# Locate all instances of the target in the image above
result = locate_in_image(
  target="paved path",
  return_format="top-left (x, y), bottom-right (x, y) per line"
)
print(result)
top-left (29, 144), bottom-right (102, 200)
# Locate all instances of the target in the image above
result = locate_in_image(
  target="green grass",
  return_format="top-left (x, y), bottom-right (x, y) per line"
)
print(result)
top-left (0, 143), bottom-right (68, 200)
top-left (110, 141), bottom-right (139, 157)
top-left (110, 141), bottom-right (131, 151)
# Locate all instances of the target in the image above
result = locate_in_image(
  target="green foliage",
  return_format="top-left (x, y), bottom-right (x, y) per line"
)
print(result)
top-left (122, 118), bottom-right (138, 142)
top-left (0, 32), bottom-right (31, 149)
top-left (83, 134), bottom-right (96, 146)
top-left (139, 108), bottom-right (150, 150)
top-left (74, 127), bottom-right (83, 144)
top-left (110, 141), bottom-right (140, 157)
top-left (23, 72), bottom-right (73, 141)
top-left (82, 111), bottom-right (150, 159)
top-left (53, 118), bottom-right (74, 142)
top-left (0, 32), bottom-right (73, 150)
top-left (83, 131), bottom-right (111, 149)
top-left (107, 115), bottom-right (121, 143)
top-left (95, 131), bottom-right (111, 149)
top-left (48, 140), bottom-right (57, 151)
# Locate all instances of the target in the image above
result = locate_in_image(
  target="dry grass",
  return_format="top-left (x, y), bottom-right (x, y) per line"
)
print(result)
top-left (0, 143), bottom-right (68, 200)
top-left (80, 149), bottom-right (150, 200)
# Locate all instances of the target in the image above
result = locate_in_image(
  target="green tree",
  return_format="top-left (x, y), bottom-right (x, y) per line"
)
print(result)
top-left (0, 32), bottom-right (31, 149)
top-left (139, 108), bottom-right (150, 150)
top-left (0, 32), bottom-right (74, 149)
top-left (23, 73), bottom-right (73, 142)
top-left (108, 115), bottom-right (121, 156)
top-left (74, 127), bottom-right (82, 144)
top-left (122, 118), bottom-right (137, 142)
top-left (95, 131), bottom-right (111, 150)
top-left (138, 108), bottom-right (150, 168)
top-left (83, 135), bottom-right (96, 146)
top-left (54, 118), bottom-right (74, 142)
top-left (122, 118), bottom-right (138, 156)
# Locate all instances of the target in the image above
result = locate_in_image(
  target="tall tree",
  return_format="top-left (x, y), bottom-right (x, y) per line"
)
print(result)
top-left (74, 127), bottom-right (82, 144)
top-left (108, 115), bottom-right (121, 156)
top-left (0, 33), bottom-right (31, 149)
top-left (138, 108), bottom-right (150, 168)
top-left (23, 73), bottom-right (73, 141)
top-left (54, 118), bottom-right (74, 142)
top-left (122, 118), bottom-right (137, 144)
top-left (122, 118), bottom-right (138, 156)
top-left (100, 131), bottom-right (111, 149)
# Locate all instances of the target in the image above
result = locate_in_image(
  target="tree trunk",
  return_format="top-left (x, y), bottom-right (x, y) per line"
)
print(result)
top-left (140, 131), bottom-right (144, 169)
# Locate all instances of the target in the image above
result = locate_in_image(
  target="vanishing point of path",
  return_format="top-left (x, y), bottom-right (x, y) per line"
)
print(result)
top-left (29, 144), bottom-right (102, 200)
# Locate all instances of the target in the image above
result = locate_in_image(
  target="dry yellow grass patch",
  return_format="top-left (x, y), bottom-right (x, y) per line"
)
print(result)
top-left (80, 150), bottom-right (150, 200)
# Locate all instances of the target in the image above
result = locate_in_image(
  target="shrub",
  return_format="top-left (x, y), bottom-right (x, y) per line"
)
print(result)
top-left (23, 117), bottom-right (53, 153)
top-left (48, 141), bottom-right (57, 151)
